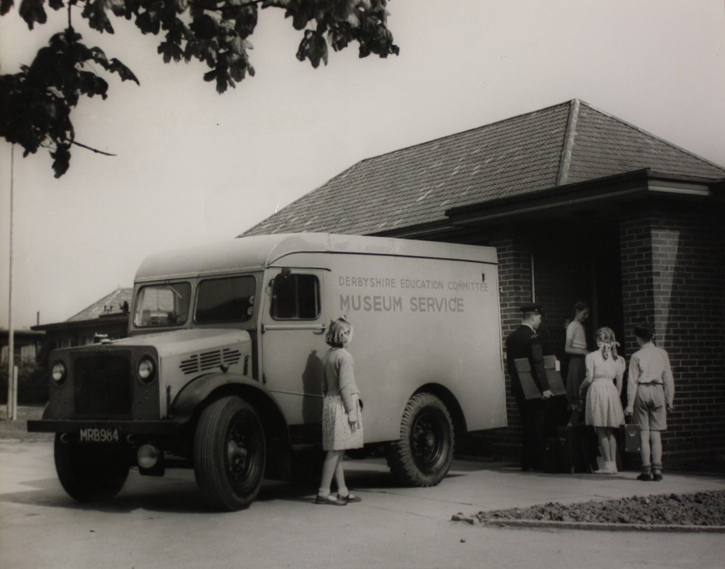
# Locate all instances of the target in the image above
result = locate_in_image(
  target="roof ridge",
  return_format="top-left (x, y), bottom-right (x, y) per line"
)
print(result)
top-left (577, 100), bottom-right (725, 172)
top-left (556, 99), bottom-right (581, 186)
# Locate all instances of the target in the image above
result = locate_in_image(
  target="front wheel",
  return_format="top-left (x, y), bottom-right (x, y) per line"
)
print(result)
top-left (54, 435), bottom-right (130, 503)
top-left (386, 393), bottom-right (454, 486)
top-left (193, 396), bottom-right (266, 511)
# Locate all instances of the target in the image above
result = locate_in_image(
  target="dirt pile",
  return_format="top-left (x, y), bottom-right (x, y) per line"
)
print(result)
top-left (474, 491), bottom-right (725, 527)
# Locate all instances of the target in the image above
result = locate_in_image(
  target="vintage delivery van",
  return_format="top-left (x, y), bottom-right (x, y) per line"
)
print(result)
top-left (29, 233), bottom-right (507, 510)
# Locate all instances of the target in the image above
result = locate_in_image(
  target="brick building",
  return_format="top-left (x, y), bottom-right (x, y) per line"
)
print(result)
top-left (243, 100), bottom-right (725, 467)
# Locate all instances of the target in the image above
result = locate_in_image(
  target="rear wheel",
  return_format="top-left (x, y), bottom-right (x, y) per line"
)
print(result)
top-left (386, 393), bottom-right (454, 486)
top-left (193, 396), bottom-right (266, 511)
top-left (54, 435), bottom-right (130, 502)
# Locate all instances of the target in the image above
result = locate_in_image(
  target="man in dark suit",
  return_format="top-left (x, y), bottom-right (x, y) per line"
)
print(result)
top-left (506, 303), bottom-right (553, 471)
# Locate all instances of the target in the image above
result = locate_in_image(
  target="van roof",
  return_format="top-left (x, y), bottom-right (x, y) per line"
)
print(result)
top-left (135, 233), bottom-right (497, 281)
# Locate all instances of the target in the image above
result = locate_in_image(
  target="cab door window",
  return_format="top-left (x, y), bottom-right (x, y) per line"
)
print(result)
top-left (270, 273), bottom-right (320, 320)
top-left (196, 276), bottom-right (256, 323)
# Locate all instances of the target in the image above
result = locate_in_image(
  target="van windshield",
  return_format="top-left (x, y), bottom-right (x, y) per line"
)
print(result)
top-left (133, 282), bottom-right (192, 328)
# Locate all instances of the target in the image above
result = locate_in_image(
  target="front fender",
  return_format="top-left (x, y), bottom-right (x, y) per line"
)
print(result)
top-left (171, 373), bottom-right (261, 421)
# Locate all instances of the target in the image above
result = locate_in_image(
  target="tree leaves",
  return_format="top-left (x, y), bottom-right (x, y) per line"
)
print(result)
top-left (0, 27), bottom-right (140, 177)
top-left (18, 0), bottom-right (47, 29)
top-left (297, 29), bottom-right (327, 68)
top-left (82, 0), bottom-right (116, 34)
top-left (1, 0), bottom-right (398, 176)
top-left (1, 0), bottom-right (16, 17)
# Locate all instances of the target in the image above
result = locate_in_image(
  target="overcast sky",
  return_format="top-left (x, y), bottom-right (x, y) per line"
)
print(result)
top-left (1, 0), bottom-right (724, 330)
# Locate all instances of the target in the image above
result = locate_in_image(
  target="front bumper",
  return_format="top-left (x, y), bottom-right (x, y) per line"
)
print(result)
top-left (27, 419), bottom-right (184, 435)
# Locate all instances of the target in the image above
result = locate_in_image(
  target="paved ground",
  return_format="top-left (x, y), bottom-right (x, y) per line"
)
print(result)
top-left (2, 439), bottom-right (725, 569)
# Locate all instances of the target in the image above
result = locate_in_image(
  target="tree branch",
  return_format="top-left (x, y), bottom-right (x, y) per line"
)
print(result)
top-left (71, 140), bottom-right (117, 156)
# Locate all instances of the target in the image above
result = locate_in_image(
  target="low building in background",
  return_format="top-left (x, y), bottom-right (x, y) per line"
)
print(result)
top-left (32, 288), bottom-right (133, 358)
top-left (0, 329), bottom-right (45, 367)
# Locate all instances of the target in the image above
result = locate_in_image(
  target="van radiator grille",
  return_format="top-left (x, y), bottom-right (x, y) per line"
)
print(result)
top-left (74, 355), bottom-right (132, 418)
top-left (180, 348), bottom-right (242, 375)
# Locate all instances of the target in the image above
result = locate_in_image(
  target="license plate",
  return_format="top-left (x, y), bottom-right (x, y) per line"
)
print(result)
top-left (79, 428), bottom-right (120, 443)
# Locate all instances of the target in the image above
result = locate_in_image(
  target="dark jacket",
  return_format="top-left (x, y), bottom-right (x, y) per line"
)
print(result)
top-left (505, 324), bottom-right (550, 406)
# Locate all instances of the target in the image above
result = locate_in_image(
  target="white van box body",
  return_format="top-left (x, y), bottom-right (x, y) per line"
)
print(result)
top-left (137, 233), bottom-right (507, 442)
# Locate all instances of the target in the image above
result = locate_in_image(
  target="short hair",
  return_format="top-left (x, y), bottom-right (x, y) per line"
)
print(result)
top-left (326, 317), bottom-right (352, 348)
top-left (633, 321), bottom-right (655, 343)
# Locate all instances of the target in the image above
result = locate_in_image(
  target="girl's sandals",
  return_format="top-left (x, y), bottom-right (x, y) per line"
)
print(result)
top-left (338, 493), bottom-right (362, 503)
top-left (315, 494), bottom-right (347, 506)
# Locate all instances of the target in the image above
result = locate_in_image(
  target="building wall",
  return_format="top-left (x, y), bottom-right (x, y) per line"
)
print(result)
top-left (620, 202), bottom-right (725, 467)
top-left (460, 204), bottom-right (725, 469)
top-left (485, 229), bottom-right (534, 456)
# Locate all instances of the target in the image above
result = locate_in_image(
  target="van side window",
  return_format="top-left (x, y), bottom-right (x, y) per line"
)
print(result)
top-left (271, 274), bottom-right (320, 320)
top-left (196, 276), bottom-right (256, 323)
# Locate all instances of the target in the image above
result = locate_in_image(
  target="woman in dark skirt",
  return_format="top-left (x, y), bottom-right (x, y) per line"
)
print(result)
top-left (565, 301), bottom-right (590, 425)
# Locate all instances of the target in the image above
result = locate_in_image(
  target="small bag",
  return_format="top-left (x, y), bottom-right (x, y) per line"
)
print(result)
top-left (556, 425), bottom-right (587, 473)
top-left (621, 421), bottom-right (640, 453)
top-left (542, 438), bottom-right (558, 473)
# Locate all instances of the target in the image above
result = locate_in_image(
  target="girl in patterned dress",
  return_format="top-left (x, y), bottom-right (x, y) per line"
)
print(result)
top-left (579, 327), bottom-right (625, 474)
top-left (316, 317), bottom-right (363, 505)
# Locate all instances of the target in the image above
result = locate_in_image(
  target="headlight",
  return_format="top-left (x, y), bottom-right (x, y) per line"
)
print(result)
top-left (137, 356), bottom-right (156, 384)
top-left (51, 361), bottom-right (66, 384)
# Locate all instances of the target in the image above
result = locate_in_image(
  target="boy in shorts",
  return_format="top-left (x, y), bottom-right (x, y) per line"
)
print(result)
top-left (624, 322), bottom-right (675, 481)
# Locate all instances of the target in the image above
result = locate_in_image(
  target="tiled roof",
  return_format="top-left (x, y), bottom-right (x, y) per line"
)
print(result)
top-left (243, 100), bottom-right (725, 237)
top-left (67, 287), bottom-right (133, 322)
top-left (566, 103), bottom-right (725, 184)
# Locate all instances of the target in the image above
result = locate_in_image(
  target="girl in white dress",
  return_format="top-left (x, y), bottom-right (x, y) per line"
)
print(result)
top-left (579, 327), bottom-right (625, 474)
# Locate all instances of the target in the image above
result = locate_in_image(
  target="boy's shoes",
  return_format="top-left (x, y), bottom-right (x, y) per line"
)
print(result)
top-left (652, 473), bottom-right (663, 482)
top-left (637, 473), bottom-right (652, 481)
top-left (338, 493), bottom-right (362, 503)
top-left (315, 494), bottom-right (347, 506)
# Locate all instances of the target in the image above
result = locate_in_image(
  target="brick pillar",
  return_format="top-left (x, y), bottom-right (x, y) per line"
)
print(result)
top-left (619, 204), bottom-right (725, 467)
top-left (494, 230), bottom-right (534, 340)
top-left (473, 229), bottom-right (534, 459)
top-left (620, 213), bottom-right (656, 353)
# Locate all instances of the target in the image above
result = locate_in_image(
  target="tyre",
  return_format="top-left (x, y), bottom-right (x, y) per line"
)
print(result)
top-left (193, 396), bottom-right (266, 511)
top-left (54, 434), bottom-right (130, 503)
top-left (386, 393), bottom-right (454, 486)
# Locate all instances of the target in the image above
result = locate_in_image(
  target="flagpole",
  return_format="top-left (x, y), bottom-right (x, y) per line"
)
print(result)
top-left (7, 144), bottom-right (15, 420)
